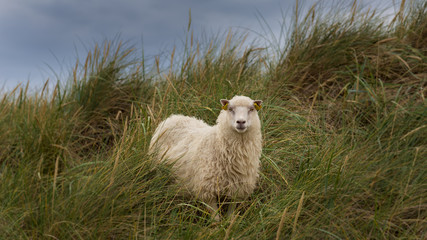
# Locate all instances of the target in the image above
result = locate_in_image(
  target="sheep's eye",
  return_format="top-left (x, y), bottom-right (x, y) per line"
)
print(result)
top-left (228, 107), bottom-right (234, 112)
top-left (249, 107), bottom-right (255, 112)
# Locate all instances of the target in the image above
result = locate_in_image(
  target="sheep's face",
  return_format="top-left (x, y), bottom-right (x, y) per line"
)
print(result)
top-left (220, 96), bottom-right (262, 133)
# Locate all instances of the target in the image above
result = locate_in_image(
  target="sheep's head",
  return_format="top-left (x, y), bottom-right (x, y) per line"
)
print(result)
top-left (220, 96), bottom-right (262, 133)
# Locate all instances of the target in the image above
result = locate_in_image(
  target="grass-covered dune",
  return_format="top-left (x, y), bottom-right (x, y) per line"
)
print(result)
top-left (1, 1), bottom-right (426, 239)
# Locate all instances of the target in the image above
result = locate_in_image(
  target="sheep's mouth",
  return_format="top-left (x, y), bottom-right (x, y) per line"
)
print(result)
top-left (235, 126), bottom-right (247, 133)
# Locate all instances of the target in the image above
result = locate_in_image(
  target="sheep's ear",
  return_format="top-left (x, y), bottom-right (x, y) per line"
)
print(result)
top-left (220, 99), bottom-right (229, 110)
top-left (254, 100), bottom-right (263, 111)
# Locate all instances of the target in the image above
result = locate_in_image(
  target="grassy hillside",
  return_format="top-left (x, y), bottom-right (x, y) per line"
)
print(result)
top-left (1, 1), bottom-right (426, 239)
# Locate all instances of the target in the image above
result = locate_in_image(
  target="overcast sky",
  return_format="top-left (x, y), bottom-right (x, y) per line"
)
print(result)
top-left (0, 0), bottom-right (398, 93)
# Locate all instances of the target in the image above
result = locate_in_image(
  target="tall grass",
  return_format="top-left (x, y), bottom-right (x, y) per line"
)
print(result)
top-left (0, 1), bottom-right (426, 239)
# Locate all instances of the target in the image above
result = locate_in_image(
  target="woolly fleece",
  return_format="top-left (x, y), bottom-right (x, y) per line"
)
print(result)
top-left (149, 96), bottom-right (262, 204)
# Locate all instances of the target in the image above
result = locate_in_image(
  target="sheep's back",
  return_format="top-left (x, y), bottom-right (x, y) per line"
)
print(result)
top-left (150, 114), bottom-right (212, 161)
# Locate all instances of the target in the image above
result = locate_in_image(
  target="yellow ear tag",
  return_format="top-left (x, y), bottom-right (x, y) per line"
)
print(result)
top-left (222, 103), bottom-right (228, 110)
top-left (254, 103), bottom-right (262, 111)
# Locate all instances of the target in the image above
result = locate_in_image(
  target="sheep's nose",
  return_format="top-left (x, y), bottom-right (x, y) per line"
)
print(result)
top-left (236, 120), bottom-right (246, 124)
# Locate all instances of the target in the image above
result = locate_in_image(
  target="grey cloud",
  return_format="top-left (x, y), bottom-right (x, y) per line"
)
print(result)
top-left (0, 0), bottom-right (397, 91)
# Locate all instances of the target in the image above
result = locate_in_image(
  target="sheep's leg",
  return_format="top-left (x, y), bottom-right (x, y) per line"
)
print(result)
top-left (207, 200), bottom-right (220, 221)
top-left (226, 202), bottom-right (236, 217)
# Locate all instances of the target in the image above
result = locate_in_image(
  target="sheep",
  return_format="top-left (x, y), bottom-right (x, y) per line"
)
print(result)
top-left (149, 95), bottom-right (263, 220)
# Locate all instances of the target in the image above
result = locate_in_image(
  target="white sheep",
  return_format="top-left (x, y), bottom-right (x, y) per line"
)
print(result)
top-left (149, 95), bottom-right (263, 220)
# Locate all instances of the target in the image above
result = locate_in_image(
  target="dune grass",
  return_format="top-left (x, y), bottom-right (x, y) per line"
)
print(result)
top-left (0, 1), bottom-right (426, 239)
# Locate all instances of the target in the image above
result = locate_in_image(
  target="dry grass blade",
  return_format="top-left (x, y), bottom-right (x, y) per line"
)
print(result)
top-left (52, 155), bottom-right (60, 210)
top-left (224, 213), bottom-right (239, 240)
top-left (276, 207), bottom-right (288, 240)
top-left (109, 119), bottom-right (128, 188)
top-left (292, 191), bottom-right (305, 238)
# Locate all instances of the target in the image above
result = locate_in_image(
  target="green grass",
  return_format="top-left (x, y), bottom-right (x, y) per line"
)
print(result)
top-left (1, 1), bottom-right (426, 239)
